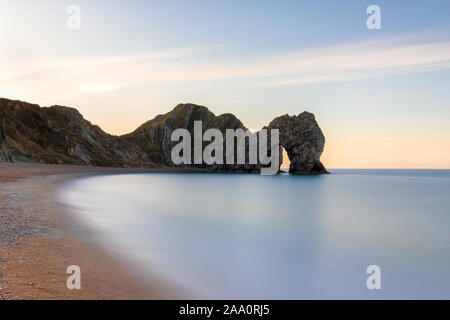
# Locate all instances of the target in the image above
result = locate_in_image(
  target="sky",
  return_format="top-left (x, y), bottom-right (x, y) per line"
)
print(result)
top-left (1, 0), bottom-right (450, 168)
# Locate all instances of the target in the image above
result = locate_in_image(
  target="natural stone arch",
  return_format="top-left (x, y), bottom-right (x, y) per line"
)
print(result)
top-left (268, 112), bottom-right (327, 174)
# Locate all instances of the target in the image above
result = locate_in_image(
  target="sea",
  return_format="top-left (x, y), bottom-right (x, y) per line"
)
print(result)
top-left (60, 169), bottom-right (450, 299)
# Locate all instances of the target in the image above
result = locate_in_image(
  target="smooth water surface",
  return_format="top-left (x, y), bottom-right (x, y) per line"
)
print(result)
top-left (61, 170), bottom-right (450, 299)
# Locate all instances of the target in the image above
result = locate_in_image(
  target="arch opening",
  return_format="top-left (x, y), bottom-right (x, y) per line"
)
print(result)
top-left (280, 146), bottom-right (290, 173)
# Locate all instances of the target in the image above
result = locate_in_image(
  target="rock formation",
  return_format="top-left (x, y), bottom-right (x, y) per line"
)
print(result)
top-left (0, 98), bottom-right (151, 166)
top-left (123, 103), bottom-right (245, 167)
top-left (268, 112), bottom-right (327, 174)
top-left (0, 98), bottom-right (327, 174)
top-left (0, 123), bottom-right (12, 162)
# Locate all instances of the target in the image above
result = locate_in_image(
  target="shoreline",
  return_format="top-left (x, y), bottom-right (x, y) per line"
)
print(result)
top-left (0, 163), bottom-right (183, 299)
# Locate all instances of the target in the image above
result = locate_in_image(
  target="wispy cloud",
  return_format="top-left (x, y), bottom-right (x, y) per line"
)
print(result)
top-left (258, 40), bottom-right (450, 86)
top-left (2, 31), bottom-right (450, 102)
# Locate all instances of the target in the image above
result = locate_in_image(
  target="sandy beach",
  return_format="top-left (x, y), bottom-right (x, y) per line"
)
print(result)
top-left (0, 163), bottom-right (181, 300)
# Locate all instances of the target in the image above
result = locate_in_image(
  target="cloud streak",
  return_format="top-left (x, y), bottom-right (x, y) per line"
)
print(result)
top-left (2, 32), bottom-right (450, 101)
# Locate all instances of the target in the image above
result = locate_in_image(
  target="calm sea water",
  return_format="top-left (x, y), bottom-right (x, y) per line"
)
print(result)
top-left (60, 170), bottom-right (450, 299)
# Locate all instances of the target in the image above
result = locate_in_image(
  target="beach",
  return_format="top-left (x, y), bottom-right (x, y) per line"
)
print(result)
top-left (0, 163), bottom-right (178, 300)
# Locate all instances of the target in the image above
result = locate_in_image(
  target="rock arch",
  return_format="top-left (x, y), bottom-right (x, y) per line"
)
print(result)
top-left (268, 112), bottom-right (328, 174)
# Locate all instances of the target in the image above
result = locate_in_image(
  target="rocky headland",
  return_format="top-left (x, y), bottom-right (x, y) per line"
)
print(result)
top-left (0, 98), bottom-right (327, 174)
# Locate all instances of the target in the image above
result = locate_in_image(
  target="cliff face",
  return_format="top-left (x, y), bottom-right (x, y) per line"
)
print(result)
top-left (0, 122), bottom-right (12, 162)
top-left (0, 98), bottom-right (327, 174)
top-left (123, 103), bottom-right (245, 167)
top-left (0, 98), bottom-right (151, 166)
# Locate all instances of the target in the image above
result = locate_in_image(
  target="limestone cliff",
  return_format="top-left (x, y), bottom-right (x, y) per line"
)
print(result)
top-left (0, 98), bottom-right (327, 174)
top-left (0, 98), bottom-right (151, 166)
top-left (123, 103), bottom-right (245, 167)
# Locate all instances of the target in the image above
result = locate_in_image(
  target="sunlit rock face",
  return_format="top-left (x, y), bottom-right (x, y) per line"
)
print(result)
top-left (268, 112), bottom-right (328, 174)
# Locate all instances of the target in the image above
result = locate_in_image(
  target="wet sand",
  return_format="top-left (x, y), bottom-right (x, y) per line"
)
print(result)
top-left (0, 163), bottom-right (182, 299)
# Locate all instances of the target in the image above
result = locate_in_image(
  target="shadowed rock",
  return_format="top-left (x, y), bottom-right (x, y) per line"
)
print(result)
top-left (268, 112), bottom-right (328, 174)
top-left (123, 103), bottom-right (245, 167)
top-left (0, 123), bottom-right (12, 162)
top-left (0, 98), bottom-right (152, 167)
top-left (0, 98), bottom-right (328, 174)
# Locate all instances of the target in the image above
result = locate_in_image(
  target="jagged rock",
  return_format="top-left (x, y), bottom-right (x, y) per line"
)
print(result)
top-left (268, 112), bottom-right (327, 174)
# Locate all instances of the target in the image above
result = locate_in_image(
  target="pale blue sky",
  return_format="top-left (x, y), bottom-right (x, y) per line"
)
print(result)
top-left (1, 0), bottom-right (450, 168)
